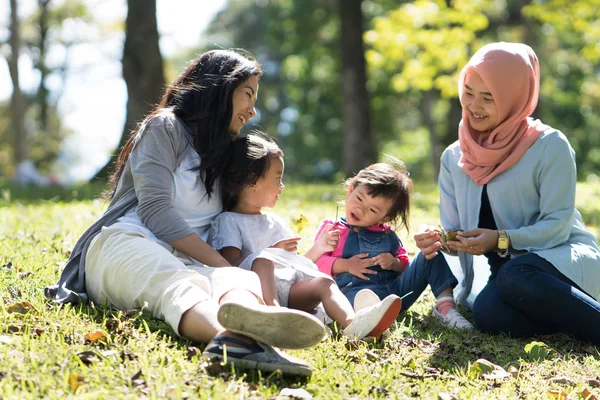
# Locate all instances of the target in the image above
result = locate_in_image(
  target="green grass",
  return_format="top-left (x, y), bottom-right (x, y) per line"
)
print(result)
top-left (1, 180), bottom-right (599, 399)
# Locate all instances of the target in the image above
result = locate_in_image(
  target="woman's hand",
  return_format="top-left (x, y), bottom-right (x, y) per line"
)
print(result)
top-left (446, 228), bottom-right (499, 255)
top-left (414, 229), bottom-right (443, 260)
top-left (270, 237), bottom-right (301, 253)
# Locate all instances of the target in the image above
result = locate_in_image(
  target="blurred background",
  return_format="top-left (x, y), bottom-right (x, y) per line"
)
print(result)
top-left (1, 0), bottom-right (599, 187)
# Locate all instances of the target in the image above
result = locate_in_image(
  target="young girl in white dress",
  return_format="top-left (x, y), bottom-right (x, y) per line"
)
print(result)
top-left (210, 132), bottom-right (402, 339)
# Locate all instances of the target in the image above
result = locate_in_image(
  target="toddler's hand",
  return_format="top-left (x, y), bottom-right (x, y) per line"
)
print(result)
top-left (270, 237), bottom-right (301, 253)
top-left (346, 253), bottom-right (377, 280)
top-left (314, 223), bottom-right (341, 253)
top-left (372, 253), bottom-right (399, 271)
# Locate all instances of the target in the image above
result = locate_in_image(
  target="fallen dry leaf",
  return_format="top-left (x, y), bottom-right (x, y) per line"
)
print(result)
top-left (77, 351), bottom-right (101, 366)
top-left (588, 379), bottom-right (600, 388)
top-left (186, 346), bottom-right (201, 360)
top-left (7, 301), bottom-right (37, 315)
top-left (581, 388), bottom-right (597, 400)
top-left (84, 331), bottom-right (106, 342)
top-left (69, 374), bottom-right (85, 392)
top-left (549, 376), bottom-right (576, 385)
top-left (547, 389), bottom-right (568, 400)
top-left (470, 359), bottom-right (510, 380)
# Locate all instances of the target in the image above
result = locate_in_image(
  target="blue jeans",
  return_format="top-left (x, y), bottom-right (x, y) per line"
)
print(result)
top-left (335, 252), bottom-right (458, 310)
top-left (472, 253), bottom-right (600, 345)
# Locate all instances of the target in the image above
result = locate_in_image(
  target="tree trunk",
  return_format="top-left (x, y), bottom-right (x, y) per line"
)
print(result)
top-left (9, 0), bottom-right (27, 166)
top-left (37, 0), bottom-right (51, 131)
top-left (420, 90), bottom-right (440, 180)
top-left (339, 0), bottom-right (375, 176)
top-left (93, 0), bottom-right (164, 181)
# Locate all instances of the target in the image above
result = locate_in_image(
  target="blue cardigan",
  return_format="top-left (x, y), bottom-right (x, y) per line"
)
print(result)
top-left (439, 127), bottom-right (600, 308)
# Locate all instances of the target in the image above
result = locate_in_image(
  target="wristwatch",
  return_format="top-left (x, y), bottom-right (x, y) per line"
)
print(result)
top-left (497, 230), bottom-right (510, 258)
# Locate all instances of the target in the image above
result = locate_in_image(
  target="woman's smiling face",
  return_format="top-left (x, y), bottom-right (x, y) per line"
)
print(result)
top-left (228, 74), bottom-right (259, 135)
top-left (460, 71), bottom-right (498, 134)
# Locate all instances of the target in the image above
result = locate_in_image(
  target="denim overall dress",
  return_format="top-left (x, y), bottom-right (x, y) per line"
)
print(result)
top-left (333, 218), bottom-right (458, 309)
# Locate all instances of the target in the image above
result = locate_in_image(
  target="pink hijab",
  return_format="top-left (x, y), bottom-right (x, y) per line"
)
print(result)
top-left (457, 42), bottom-right (546, 185)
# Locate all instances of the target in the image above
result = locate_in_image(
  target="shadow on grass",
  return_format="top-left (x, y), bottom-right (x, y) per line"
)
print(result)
top-left (0, 179), bottom-right (108, 206)
top-left (58, 300), bottom-right (312, 387)
top-left (396, 309), bottom-right (599, 380)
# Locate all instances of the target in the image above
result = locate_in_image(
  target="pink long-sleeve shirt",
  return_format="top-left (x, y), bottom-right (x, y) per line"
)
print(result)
top-left (314, 218), bottom-right (409, 277)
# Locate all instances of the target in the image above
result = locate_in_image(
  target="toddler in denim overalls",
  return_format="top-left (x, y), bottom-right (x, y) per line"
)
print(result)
top-left (315, 160), bottom-right (473, 330)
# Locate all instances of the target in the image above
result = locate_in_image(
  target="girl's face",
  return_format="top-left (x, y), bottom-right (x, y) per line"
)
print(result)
top-left (242, 156), bottom-right (285, 212)
top-left (345, 184), bottom-right (393, 227)
top-left (229, 75), bottom-right (259, 135)
top-left (460, 71), bottom-right (498, 134)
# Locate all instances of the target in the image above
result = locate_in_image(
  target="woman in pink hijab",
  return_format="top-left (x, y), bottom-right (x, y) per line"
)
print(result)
top-left (416, 42), bottom-right (600, 344)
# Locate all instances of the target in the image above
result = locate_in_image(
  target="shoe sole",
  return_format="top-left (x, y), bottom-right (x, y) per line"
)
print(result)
top-left (217, 303), bottom-right (326, 349)
top-left (366, 296), bottom-right (402, 338)
top-left (227, 356), bottom-right (312, 377)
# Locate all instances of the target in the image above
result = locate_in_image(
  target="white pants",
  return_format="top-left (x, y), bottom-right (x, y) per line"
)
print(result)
top-left (85, 221), bottom-right (262, 336)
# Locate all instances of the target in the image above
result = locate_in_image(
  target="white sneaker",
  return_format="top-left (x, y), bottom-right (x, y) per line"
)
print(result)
top-left (431, 306), bottom-right (474, 330)
top-left (344, 294), bottom-right (402, 339)
top-left (353, 289), bottom-right (380, 312)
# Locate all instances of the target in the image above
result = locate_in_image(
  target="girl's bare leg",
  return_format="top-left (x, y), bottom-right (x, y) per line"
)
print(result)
top-left (288, 277), bottom-right (355, 328)
top-left (251, 258), bottom-right (280, 306)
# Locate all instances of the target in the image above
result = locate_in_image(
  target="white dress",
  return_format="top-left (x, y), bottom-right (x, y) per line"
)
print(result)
top-left (210, 211), bottom-right (332, 322)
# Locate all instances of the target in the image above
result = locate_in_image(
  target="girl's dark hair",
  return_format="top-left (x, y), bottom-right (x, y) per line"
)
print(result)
top-left (345, 156), bottom-right (413, 231)
top-left (222, 131), bottom-right (283, 211)
top-left (109, 49), bottom-right (263, 198)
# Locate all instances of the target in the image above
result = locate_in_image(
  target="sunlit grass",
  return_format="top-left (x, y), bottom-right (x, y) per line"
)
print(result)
top-left (0, 180), bottom-right (599, 398)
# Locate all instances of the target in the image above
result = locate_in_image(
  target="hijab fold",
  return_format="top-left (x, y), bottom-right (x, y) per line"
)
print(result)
top-left (458, 42), bottom-right (547, 185)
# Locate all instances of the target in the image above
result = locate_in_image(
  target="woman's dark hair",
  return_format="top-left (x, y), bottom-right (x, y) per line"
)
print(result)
top-left (344, 156), bottom-right (413, 231)
top-left (221, 131), bottom-right (283, 211)
top-left (109, 49), bottom-right (263, 198)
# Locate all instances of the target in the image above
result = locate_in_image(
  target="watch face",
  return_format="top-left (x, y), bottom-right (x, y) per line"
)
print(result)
top-left (498, 237), bottom-right (509, 249)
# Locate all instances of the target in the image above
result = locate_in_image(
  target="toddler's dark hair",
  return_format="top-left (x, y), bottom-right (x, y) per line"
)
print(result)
top-left (222, 131), bottom-right (283, 211)
top-left (344, 157), bottom-right (412, 231)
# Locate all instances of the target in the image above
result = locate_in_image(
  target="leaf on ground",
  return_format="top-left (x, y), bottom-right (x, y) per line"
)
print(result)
top-left (469, 359), bottom-right (510, 380)
top-left (279, 387), bottom-right (313, 399)
top-left (7, 324), bottom-right (20, 333)
top-left (508, 365), bottom-right (519, 379)
top-left (524, 341), bottom-right (552, 361)
top-left (588, 379), bottom-right (600, 388)
top-left (365, 350), bottom-right (379, 362)
top-left (17, 272), bottom-right (32, 279)
top-left (130, 369), bottom-right (147, 389)
top-left (84, 331), bottom-right (106, 342)
top-left (547, 389), bottom-right (568, 399)
top-left (549, 376), bottom-right (576, 385)
top-left (7, 301), bottom-right (37, 314)
top-left (77, 350), bottom-right (101, 366)
top-left (1, 261), bottom-right (13, 270)
top-left (581, 388), bottom-right (597, 400)
top-left (186, 346), bottom-right (201, 360)
top-left (119, 350), bottom-right (137, 362)
top-left (69, 374), bottom-right (85, 392)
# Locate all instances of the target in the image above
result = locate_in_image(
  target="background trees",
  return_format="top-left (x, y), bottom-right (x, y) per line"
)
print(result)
top-left (2, 0), bottom-right (599, 183)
